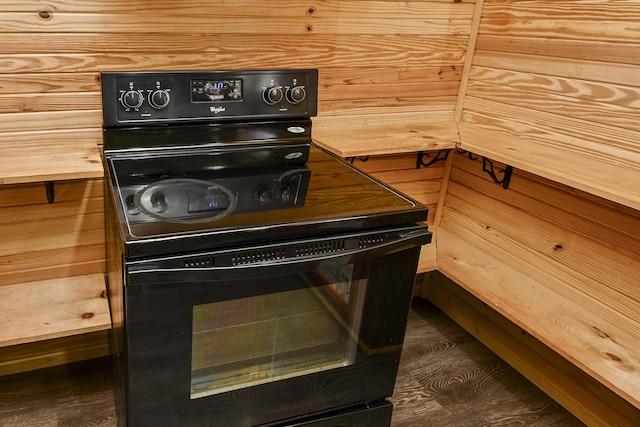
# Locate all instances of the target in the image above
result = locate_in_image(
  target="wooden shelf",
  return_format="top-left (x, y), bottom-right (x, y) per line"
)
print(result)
top-left (458, 123), bottom-right (640, 212)
top-left (437, 227), bottom-right (640, 411)
top-left (0, 273), bottom-right (111, 348)
top-left (0, 142), bottom-right (103, 185)
top-left (312, 122), bottom-right (459, 158)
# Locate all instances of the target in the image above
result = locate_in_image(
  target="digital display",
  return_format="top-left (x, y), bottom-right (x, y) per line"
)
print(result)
top-left (191, 79), bottom-right (243, 103)
top-left (210, 81), bottom-right (227, 90)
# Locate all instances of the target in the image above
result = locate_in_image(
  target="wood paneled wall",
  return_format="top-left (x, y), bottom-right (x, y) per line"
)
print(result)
top-left (458, 0), bottom-right (640, 211)
top-left (2, 2), bottom-right (640, 420)
top-left (466, 0), bottom-right (640, 140)
top-left (0, 0), bottom-right (474, 285)
top-left (0, 180), bottom-right (104, 287)
top-left (0, 0), bottom-right (474, 135)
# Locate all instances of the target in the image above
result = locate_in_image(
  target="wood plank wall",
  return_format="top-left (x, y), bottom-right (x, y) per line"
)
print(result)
top-left (3, 4), bottom-right (638, 420)
top-left (458, 0), bottom-right (640, 210)
top-left (0, 0), bottom-right (473, 136)
top-left (0, 180), bottom-right (104, 287)
top-left (465, 0), bottom-right (640, 152)
top-left (0, 0), bottom-right (473, 286)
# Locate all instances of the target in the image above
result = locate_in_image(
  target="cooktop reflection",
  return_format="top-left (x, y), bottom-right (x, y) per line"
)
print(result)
top-left (115, 165), bottom-right (311, 225)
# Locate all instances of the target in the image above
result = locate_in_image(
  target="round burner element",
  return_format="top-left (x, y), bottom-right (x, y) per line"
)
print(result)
top-left (134, 179), bottom-right (237, 224)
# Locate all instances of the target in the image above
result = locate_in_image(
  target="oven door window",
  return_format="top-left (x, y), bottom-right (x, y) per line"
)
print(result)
top-left (190, 264), bottom-right (366, 399)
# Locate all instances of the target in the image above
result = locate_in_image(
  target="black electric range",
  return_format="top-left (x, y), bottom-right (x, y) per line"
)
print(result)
top-left (102, 69), bottom-right (432, 427)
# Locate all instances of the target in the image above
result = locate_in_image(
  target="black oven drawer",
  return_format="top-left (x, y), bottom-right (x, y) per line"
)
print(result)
top-left (274, 400), bottom-right (392, 427)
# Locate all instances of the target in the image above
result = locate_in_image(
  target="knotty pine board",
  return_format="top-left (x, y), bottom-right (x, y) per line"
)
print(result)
top-left (479, 1), bottom-right (639, 43)
top-left (475, 35), bottom-right (640, 65)
top-left (0, 274), bottom-right (110, 348)
top-left (462, 96), bottom-right (640, 155)
top-left (460, 0), bottom-right (640, 212)
top-left (0, 1), bottom-right (475, 34)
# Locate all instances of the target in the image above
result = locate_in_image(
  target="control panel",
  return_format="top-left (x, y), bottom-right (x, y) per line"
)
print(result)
top-left (102, 69), bottom-right (318, 127)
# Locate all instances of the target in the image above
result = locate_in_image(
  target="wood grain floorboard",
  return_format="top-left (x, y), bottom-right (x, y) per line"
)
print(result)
top-left (0, 298), bottom-right (584, 426)
top-left (389, 298), bottom-right (584, 427)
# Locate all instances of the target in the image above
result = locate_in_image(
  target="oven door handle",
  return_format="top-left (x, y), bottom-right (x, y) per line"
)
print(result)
top-left (126, 226), bottom-right (431, 280)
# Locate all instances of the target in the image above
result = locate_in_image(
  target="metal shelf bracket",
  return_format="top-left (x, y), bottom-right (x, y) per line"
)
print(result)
top-left (455, 150), bottom-right (513, 189)
top-left (45, 181), bottom-right (55, 203)
top-left (345, 156), bottom-right (370, 165)
top-left (481, 157), bottom-right (514, 189)
top-left (416, 149), bottom-right (450, 168)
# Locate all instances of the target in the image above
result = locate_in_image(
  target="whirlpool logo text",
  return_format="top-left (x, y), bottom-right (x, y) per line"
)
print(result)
top-left (210, 106), bottom-right (226, 114)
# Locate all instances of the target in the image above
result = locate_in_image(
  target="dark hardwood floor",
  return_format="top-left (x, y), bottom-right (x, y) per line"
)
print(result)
top-left (389, 298), bottom-right (584, 426)
top-left (0, 298), bottom-right (584, 426)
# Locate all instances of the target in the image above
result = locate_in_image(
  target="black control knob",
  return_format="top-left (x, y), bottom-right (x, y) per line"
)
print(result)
top-left (121, 90), bottom-right (144, 109)
top-left (263, 87), bottom-right (284, 105)
top-left (148, 89), bottom-right (170, 109)
top-left (286, 86), bottom-right (306, 104)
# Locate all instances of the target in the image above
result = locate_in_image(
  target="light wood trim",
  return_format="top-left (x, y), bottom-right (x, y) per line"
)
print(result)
top-left (0, 274), bottom-right (111, 347)
top-left (454, 0), bottom-right (484, 121)
top-left (432, 145), bottom-right (455, 228)
top-left (417, 229), bottom-right (437, 273)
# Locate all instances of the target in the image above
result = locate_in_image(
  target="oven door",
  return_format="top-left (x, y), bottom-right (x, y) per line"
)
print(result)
top-left (119, 225), bottom-right (431, 427)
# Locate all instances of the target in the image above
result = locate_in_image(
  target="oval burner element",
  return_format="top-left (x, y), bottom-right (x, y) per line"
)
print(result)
top-left (134, 179), bottom-right (237, 224)
top-left (126, 159), bottom-right (180, 179)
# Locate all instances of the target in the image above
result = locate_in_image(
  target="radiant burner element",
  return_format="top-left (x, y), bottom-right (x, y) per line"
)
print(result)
top-left (134, 179), bottom-right (237, 223)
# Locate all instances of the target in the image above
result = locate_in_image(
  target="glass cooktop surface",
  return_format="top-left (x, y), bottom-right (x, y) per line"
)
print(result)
top-left (105, 145), bottom-right (427, 258)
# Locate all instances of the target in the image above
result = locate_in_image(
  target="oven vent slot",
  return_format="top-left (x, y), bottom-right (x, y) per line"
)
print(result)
top-left (183, 257), bottom-right (214, 268)
top-left (231, 248), bottom-right (286, 265)
top-left (359, 234), bottom-right (385, 248)
top-left (295, 240), bottom-right (346, 257)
